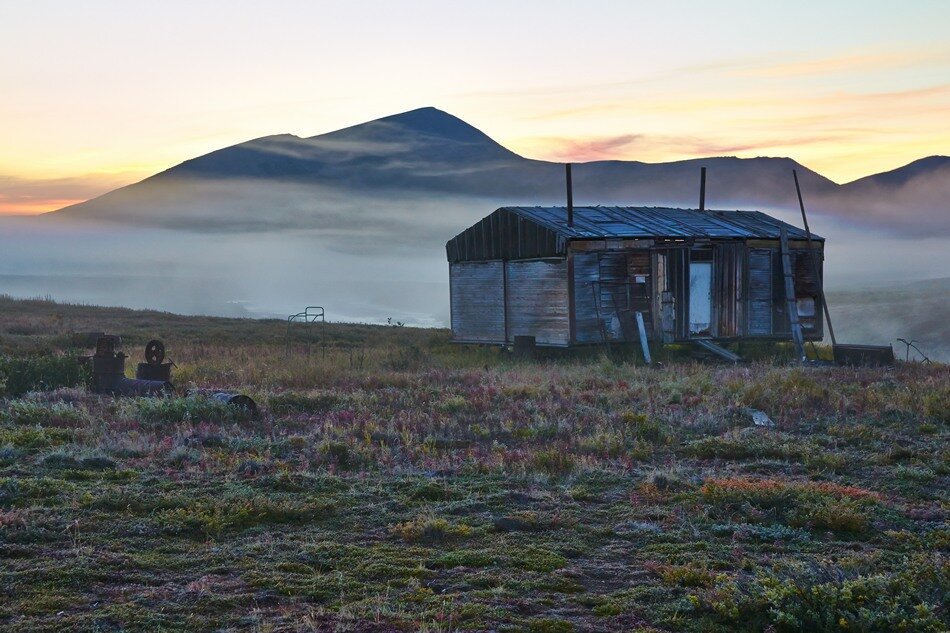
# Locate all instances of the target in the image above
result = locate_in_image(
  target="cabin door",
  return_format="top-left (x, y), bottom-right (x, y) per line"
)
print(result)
top-left (688, 250), bottom-right (713, 336)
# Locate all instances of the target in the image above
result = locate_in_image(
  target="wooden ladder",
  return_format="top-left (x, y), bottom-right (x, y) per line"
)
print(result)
top-left (780, 228), bottom-right (807, 363)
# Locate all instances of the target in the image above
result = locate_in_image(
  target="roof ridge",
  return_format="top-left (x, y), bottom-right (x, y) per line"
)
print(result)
top-left (496, 205), bottom-right (821, 241)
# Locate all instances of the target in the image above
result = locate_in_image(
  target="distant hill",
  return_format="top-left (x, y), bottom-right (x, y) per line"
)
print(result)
top-left (829, 156), bottom-right (950, 233)
top-left (47, 107), bottom-right (949, 239)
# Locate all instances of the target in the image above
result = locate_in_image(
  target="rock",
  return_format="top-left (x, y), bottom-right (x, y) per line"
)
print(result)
top-left (749, 409), bottom-right (775, 427)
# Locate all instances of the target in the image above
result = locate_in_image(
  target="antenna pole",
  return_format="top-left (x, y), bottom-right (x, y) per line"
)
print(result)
top-left (793, 169), bottom-right (837, 346)
top-left (566, 163), bottom-right (574, 227)
top-left (699, 167), bottom-right (706, 211)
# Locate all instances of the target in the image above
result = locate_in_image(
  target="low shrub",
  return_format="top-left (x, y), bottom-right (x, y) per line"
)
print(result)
top-left (700, 478), bottom-right (882, 534)
top-left (0, 355), bottom-right (88, 398)
top-left (620, 411), bottom-right (667, 443)
top-left (131, 396), bottom-right (251, 425)
top-left (511, 547), bottom-right (568, 572)
top-left (0, 426), bottom-right (73, 451)
top-left (432, 548), bottom-right (496, 569)
top-left (652, 562), bottom-right (716, 588)
top-left (158, 496), bottom-right (331, 539)
top-left (4, 401), bottom-right (89, 427)
top-left (531, 448), bottom-right (575, 476)
top-left (708, 560), bottom-right (948, 632)
top-left (268, 391), bottom-right (341, 415)
top-left (391, 516), bottom-right (472, 543)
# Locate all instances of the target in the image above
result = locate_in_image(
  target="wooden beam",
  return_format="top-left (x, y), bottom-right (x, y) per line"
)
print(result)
top-left (780, 228), bottom-right (807, 363)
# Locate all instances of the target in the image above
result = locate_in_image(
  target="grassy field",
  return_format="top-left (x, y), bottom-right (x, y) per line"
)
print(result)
top-left (0, 295), bottom-right (947, 632)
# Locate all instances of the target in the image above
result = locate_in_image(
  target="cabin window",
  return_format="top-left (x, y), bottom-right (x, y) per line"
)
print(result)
top-left (797, 297), bottom-right (816, 317)
top-left (689, 251), bottom-right (713, 336)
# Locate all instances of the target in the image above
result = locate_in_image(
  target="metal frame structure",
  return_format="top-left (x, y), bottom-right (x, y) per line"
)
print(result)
top-left (285, 306), bottom-right (325, 354)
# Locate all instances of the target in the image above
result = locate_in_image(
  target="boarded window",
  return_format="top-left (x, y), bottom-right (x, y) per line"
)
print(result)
top-left (748, 249), bottom-right (772, 335)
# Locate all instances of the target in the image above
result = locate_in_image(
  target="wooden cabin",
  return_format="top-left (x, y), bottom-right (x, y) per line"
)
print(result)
top-left (445, 206), bottom-right (824, 348)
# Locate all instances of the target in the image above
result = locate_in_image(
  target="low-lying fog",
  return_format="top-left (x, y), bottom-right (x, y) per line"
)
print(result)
top-left (1, 201), bottom-right (947, 360)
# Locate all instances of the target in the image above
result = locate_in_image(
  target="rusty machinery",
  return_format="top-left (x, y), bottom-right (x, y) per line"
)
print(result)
top-left (78, 335), bottom-right (257, 412)
top-left (78, 335), bottom-right (172, 396)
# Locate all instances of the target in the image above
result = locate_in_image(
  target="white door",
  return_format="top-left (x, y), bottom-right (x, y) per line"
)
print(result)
top-left (689, 261), bottom-right (712, 335)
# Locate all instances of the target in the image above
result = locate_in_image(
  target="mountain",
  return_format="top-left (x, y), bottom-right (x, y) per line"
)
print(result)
top-left (824, 156), bottom-right (950, 232)
top-left (845, 155), bottom-right (950, 188)
top-left (48, 107), bottom-right (948, 238)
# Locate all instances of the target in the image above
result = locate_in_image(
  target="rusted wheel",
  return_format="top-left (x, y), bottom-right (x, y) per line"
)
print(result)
top-left (144, 339), bottom-right (165, 365)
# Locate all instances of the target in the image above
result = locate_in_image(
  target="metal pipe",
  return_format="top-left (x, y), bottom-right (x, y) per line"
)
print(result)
top-left (699, 167), bottom-right (706, 211)
top-left (793, 169), bottom-right (837, 346)
top-left (565, 163), bottom-right (574, 227)
top-left (96, 373), bottom-right (173, 396)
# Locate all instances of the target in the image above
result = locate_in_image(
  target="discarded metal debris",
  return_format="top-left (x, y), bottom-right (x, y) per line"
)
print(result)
top-left (186, 388), bottom-right (259, 415)
top-left (285, 306), bottom-right (325, 354)
top-left (897, 338), bottom-right (932, 363)
top-left (77, 335), bottom-right (259, 407)
top-left (833, 343), bottom-right (895, 367)
top-left (693, 339), bottom-right (742, 364)
top-left (79, 336), bottom-right (173, 396)
top-left (135, 339), bottom-right (173, 382)
top-left (211, 392), bottom-right (258, 415)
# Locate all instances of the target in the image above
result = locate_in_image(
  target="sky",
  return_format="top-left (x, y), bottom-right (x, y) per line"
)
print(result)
top-left (2, 0), bottom-right (949, 215)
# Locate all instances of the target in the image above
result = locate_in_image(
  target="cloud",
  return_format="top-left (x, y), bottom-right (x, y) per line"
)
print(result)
top-left (0, 173), bottom-right (139, 215)
top-left (532, 132), bottom-right (850, 163)
top-left (729, 49), bottom-right (944, 78)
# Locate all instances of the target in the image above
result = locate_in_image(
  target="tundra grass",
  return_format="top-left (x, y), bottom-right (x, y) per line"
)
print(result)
top-left (0, 296), bottom-right (947, 632)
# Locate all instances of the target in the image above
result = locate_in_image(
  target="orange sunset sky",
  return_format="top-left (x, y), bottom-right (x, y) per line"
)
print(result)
top-left (2, 0), bottom-right (949, 215)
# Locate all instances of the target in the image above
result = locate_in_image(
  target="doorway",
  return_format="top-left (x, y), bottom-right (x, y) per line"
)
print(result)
top-left (689, 251), bottom-right (712, 336)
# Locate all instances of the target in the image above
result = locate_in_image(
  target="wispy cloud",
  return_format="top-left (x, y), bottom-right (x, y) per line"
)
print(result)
top-left (536, 132), bottom-right (851, 163)
top-left (0, 173), bottom-right (139, 215)
top-left (729, 49), bottom-right (943, 78)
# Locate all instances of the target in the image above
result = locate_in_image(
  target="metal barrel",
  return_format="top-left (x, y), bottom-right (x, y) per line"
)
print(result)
top-left (210, 392), bottom-right (258, 415)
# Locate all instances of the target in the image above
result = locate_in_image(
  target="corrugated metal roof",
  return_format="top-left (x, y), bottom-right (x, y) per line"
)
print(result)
top-left (503, 206), bottom-right (822, 240)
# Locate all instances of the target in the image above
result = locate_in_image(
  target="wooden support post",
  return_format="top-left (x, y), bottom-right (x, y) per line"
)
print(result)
top-left (793, 170), bottom-right (836, 346)
top-left (780, 228), bottom-right (806, 363)
top-left (635, 311), bottom-right (652, 365)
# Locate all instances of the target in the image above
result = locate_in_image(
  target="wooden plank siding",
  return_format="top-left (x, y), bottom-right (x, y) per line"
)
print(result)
top-left (448, 229), bottom-right (825, 346)
top-left (572, 252), bottom-right (602, 344)
top-left (446, 209), bottom-right (565, 263)
top-left (744, 245), bottom-right (824, 339)
top-left (747, 248), bottom-right (773, 336)
top-left (449, 262), bottom-right (506, 344)
top-left (505, 259), bottom-right (570, 346)
top-left (713, 242), bottom-right (743, 337)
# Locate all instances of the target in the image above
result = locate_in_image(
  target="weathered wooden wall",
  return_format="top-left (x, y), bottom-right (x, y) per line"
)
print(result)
top-left (449, 239), bottom-right (824, 346)
top-left (713, 243), bottom-right (743, 337)
top-left (745, 243), bottom-right (824, 339)
top-left (747, 248), bottom-right (773, 336)
top-left (572, 249), bottom-right (654, 344)
top-left (446, 209), bottom-right (565, 263)
top-left (506, 259), bottom-right (570, 346)
top-left (572, 252), bottom-right (602, 344)
top-left (450, 262), bottom-right (505, 343)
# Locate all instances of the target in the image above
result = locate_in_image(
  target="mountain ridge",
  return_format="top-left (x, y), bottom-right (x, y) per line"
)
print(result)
top-left (47, 106), bottom-right (949, 237)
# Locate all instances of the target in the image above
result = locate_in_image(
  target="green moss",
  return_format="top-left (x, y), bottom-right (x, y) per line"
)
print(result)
top-left (511, 547), bottom-right (567, 572)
